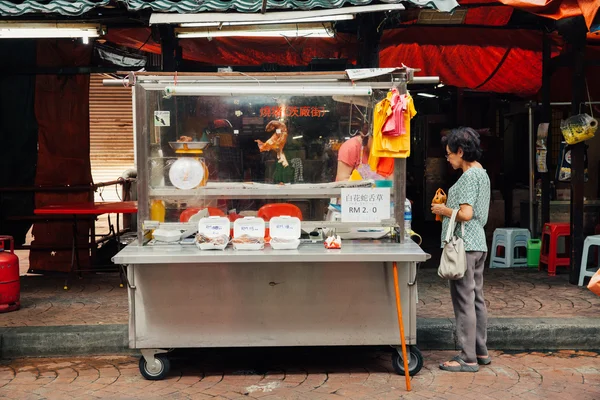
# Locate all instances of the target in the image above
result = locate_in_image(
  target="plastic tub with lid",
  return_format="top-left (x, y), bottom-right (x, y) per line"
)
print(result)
top-left (196, 216), bottom-right (230, 250)
top-left (269, 216), bottom-right (301, 250)
top-left (232, 217), bottom-right (265, 250)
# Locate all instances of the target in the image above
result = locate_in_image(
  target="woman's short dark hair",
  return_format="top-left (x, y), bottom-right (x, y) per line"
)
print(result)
top-left (441, 127), bottom-right (483, 162)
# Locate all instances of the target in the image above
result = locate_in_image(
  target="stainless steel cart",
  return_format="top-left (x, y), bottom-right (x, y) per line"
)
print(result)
top-left (111, 70), bottom-right (436, 380)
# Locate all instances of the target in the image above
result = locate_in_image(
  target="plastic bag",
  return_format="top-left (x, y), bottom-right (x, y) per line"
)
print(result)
top-left (324, 235), bottom-right (342, 249)
top-left (588, 268), bottom-right (600, 296)
top-left (560, 113), bottom-right (597, 145)
top-left (196, 234), bottom-right (229, 247)
top-left (231, 235), bottom-right (264, 245)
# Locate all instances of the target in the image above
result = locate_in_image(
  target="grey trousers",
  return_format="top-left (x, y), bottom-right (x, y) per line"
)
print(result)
top-left (450, 251), bottom-right (488, 363)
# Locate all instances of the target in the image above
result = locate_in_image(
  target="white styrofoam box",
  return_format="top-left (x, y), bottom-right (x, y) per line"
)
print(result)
top-left (269, 216), bottom-right (301, 250)
top-left (233, 217), bottom-right (265, 250)
top-left (153, 229), bottom-right (182, 243)
top-left (196, 216), bottom-right (230, 250)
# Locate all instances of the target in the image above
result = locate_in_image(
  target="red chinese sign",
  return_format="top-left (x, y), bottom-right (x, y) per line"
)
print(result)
top-left (260, 106), bottom-right (327, 118)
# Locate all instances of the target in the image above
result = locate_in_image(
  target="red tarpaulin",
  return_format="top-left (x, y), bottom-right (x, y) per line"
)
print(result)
top-left (106, 28), bottom-right (357, 66)
top-left (379, 27), bottom-right (562, 96)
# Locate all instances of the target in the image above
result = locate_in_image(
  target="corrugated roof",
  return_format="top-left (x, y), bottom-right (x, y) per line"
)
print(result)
top-left (124, 0), bottom-right (456, 13)
top-left (0, 0), bottom-right (457, 17)
top-left (0, 0), bottom-right (109, 16)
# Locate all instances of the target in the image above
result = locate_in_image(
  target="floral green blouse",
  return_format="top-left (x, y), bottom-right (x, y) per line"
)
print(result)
top-left (441, 167), bottom-right (491, 252)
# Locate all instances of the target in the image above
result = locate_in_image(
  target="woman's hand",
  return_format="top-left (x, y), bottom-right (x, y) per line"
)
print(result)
top-left (431, 203), bottom-right (474, 222)
top-left (431, 203), bottom-right (449, 217)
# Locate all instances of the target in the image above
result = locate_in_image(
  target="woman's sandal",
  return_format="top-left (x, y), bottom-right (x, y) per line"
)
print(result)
top-left (439, 355), bottom-right (479, 372)
top-left (477, 355), bottom-right (492, 365)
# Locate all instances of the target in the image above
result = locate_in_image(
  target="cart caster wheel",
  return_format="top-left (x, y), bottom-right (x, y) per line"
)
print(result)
top-left (392, 346), bottom-right (423, 376)
top-left (139, 354), bottom-right (170, 380)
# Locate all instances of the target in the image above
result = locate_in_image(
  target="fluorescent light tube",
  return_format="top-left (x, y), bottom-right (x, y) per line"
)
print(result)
top-left (293, 135), bottom-right (303, 140)
top-left (163, 85), bottom-right (373, 97)
top-left (0, 23), bottom-right (101, 39)
top-left (176, 23), bottom-right (334, 39)
top-left (417, 93), bottom-right (437, 98)
top-left (181, 14), bottom-right (354, 28)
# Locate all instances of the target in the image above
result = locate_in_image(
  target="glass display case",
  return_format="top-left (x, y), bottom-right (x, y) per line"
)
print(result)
top-left (133, 71), bottom-right (412, 245)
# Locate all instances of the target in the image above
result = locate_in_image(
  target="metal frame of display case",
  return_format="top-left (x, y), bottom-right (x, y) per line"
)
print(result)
top-left (112, 70), bottom-right (437, 380)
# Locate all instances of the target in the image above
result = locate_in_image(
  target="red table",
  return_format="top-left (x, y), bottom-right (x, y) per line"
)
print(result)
top-left (35, 201), bottom-right (138, 289)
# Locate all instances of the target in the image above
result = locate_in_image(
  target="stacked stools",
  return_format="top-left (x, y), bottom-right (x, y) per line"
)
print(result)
top-left (579, 235), bottom-right (600, 286)
top-left (490, 228), bottom-right (531, 268)
top-left (539, 223), bottom-right (571, 276)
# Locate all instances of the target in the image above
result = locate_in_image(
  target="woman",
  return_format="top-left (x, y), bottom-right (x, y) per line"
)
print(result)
top-left (335, 123), bottom-right (371, 182)
top-left (431, 127), bottom-right (491, 373)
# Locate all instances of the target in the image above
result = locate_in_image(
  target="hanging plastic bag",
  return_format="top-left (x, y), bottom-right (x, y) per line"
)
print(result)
top-left (588, 268), bottom-right (600, 296)
top-left (560, 113), bottom-right (598, 145)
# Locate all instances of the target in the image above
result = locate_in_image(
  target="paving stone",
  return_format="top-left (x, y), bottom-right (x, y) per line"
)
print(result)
top-left (1, 351), bottom-right (599, 399)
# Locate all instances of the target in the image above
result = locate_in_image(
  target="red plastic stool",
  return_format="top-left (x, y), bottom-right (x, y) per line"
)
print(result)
top-left (539, 223), bottom-right (571, 276)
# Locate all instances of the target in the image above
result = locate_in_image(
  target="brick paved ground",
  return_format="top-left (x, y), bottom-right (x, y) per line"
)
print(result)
top-left (1, 350), bottom-right (599, 399)
top-left (4, 265), bottom-right (599, 327)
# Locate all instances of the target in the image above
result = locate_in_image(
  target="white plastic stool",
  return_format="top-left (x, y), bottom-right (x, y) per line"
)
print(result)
top-left (490, 228), bottom-right (531, 268)
top-left (579, 235), bottom-right (600, 286)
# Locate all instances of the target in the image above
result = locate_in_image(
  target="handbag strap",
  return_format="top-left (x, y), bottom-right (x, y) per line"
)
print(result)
top-left (445, 209), bottom-right (465, 243)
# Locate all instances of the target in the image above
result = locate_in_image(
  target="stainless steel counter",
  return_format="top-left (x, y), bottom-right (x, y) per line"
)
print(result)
top-left (114, 241), bottom-right (430, 265)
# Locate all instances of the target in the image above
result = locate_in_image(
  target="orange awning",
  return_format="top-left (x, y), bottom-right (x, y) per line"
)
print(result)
top-left (499, 0), bottom-right (599, 30)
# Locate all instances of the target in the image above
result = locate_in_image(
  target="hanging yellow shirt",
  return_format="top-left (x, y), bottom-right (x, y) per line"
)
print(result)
top-left (367, 95), bottom-right (392, 171)
top-left (370, 93), bottom-right (416, 160)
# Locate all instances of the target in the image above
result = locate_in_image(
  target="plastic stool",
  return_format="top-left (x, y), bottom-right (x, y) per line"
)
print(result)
top-left (539, 223), bottom-right (571, 276)
top-left (490, 228), bottom-right (531, 268)
top-left (527, 239), bottom-right (542, 267)
top-left (579, 235), bottom-right (600, 286)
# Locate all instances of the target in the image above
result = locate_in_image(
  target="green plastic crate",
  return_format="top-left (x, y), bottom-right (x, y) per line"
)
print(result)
top-left (527, 239), bottom-right (542, 267)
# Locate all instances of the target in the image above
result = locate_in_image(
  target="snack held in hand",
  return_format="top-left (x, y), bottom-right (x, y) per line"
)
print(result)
top-left (256, 120), bottom-right (289, 167)
top-left (432, 188), bottom-right (447, 222)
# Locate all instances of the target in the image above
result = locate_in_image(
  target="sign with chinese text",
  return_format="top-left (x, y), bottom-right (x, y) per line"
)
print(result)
top-left (341, 188), bottom-right (390, 223)
top-left (259, 106), bottom-right (327, 118)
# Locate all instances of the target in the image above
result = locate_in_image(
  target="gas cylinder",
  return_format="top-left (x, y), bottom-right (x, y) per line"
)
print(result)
top-left (0, 236), bottom-right (20, 313)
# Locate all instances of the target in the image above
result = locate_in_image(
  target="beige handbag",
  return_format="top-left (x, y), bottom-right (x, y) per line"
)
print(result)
top-left (438, 209), bottom-right (467, 280)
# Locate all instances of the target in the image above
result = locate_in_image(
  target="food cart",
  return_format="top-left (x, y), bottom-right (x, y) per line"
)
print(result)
top-left (112, 69), bottom-right (434, 380)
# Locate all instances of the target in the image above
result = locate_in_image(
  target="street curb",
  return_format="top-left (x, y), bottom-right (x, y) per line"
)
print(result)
top-left (418, 317), bottom-right (600, 351)
top-left (0, 325), bottom-right (134, 358)
top-left (2, 318), bottom-right (600, 358)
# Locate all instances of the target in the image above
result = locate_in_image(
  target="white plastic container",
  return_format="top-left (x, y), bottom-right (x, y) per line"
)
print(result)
top-left (232, 217), bottom-right (265, 250)
top-left (196, 216), bottom-right (230, 250)
top-left (153, 229), bottom-right (182, 243)
top-left (269, 216), bottom-right (301, 250)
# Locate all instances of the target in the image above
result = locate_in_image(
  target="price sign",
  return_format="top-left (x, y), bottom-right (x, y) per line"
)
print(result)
top-left (341, 188), bottom-right (390, 223)
top-left (205, 224), bottom-right (227, 236)
top-left (274, 224), bottom-right (294, 231)
top-left (240, 225), bottom-right (262, 233)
